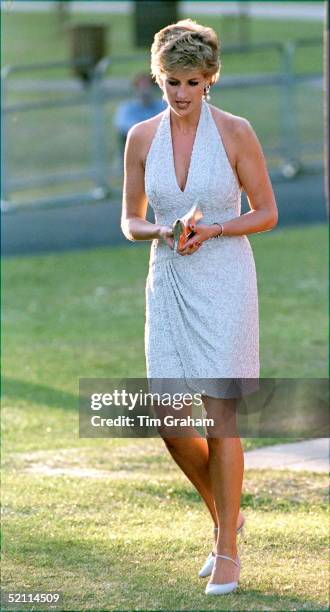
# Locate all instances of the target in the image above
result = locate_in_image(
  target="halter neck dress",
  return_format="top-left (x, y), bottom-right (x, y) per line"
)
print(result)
top-left (144, 99), bottom-right (259, 398)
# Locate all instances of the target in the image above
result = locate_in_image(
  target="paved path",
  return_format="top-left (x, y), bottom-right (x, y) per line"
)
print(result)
top-left (17, 439), bottom-right (329, 479)
top-left (2, 1), bottom-right (324, 21)
top-left (2, 173), bottom-right (327, 256)
top-left (245, 438), bottom-right (329, 473)
top-left (19, 439), bottom-right (330, 479)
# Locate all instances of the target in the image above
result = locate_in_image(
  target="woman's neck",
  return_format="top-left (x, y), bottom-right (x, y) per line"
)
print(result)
top-left (170, 100), bottom-right (203, 134)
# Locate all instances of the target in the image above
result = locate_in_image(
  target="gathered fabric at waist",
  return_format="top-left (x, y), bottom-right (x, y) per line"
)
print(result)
top-left (148, 233), bottom-right (254, 267)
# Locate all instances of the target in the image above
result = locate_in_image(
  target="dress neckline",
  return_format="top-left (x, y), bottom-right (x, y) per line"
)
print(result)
top-left (167, 100), bottom-right (206, 195)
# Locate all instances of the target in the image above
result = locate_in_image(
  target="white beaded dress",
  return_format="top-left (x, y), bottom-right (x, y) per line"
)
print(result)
top-left (144, 100), bottom-right (259, 398)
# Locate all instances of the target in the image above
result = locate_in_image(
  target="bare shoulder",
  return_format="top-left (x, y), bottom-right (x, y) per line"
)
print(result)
top-left (126, 111), bottom-right (166, 166)
top-left (208, 104), bottom-right (262, 175)
top-left (208, 104), bottom-right (255, 142)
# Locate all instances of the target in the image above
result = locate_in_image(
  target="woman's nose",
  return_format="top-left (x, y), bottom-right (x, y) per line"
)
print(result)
top-left (177, 85), bottom-right (187, 99)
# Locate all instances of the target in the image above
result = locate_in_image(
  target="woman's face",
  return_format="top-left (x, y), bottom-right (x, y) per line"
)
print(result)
top-left (161, 69), bottom-right (208, 114)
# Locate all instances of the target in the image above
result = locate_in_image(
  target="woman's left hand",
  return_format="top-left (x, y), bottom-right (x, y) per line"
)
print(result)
top-left (177, 223), bottom-right (212, 256)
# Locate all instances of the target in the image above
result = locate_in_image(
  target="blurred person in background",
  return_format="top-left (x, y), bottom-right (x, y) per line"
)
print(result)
top-left (121, 18), bottom-right (278, 597)
top-left (114, 73), bottom-right (167, 159)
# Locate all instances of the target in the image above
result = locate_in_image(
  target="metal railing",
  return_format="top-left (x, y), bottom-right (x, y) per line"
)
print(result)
top-left (1, 39), bottom-right (323, 211)
top-left (1, 57), bottom-right (111, 209)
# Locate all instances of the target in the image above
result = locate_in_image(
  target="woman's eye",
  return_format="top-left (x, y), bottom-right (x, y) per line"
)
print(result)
top-left (167, 81), bottom-right (199, 86)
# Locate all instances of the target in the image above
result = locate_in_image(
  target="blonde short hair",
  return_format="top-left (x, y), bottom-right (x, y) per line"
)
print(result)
top-left (150, 19), bottom-right (220, 88)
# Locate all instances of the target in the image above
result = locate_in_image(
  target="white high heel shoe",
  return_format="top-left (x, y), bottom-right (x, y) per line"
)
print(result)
top-left (205, 554), bottom-right (241, 595)
top-left (198, 519), bottom-right (245, 578)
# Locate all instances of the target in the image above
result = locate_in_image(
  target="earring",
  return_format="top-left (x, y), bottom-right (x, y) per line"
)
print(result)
top-left (203, 84), bottom-right (211, 101)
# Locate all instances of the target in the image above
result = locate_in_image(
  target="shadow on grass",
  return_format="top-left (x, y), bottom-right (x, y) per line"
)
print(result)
top-left (126, 481), bottom-right (305, 511)
top-left (112, 480), bottom-right (328, 512)
top-left (2, 530), bottom-right (327, 611)
top-left (2, 377), bottom-right (76, 411)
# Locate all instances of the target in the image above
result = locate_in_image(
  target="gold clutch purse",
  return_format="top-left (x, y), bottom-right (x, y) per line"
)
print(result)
top-left (172, 201), bottom-right (203, 251)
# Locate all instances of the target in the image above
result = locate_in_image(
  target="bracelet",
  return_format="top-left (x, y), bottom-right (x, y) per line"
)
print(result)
top-left (211, 222), bottom-right (224, 238)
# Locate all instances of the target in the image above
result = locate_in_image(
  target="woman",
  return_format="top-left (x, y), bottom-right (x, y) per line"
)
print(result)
top-left (121, 19), bottom-right (278, 596)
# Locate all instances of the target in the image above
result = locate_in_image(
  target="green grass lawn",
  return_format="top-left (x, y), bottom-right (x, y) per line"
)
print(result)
top-left (2, 460), bottom-right (329, 611)
top-left (2, 224), bottom-right (329, 610)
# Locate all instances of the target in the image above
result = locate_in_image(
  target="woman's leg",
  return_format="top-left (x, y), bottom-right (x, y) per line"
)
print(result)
top-left (163, 434), bottom-right (218, 525)
top-left (155, 399), bottom-right (244, 535)
top-left (203, 396), bottom-right (243, 584)
top-left (154, 400), bottom-right (217, 524)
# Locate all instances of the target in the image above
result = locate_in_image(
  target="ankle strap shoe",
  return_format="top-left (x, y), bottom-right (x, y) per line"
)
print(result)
top-left (198, 519), bottom-right (245, 578)
top-left (205, 554), bottom-right (241, 595)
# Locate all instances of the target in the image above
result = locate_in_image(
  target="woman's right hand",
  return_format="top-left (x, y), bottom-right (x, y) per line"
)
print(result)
top-left (158, 225), bottom-right (174, 249)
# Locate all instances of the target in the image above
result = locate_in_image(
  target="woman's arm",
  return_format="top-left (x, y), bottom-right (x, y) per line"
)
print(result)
top-left (121, 123), bottom-right (173, 246)
top-left (178, 117), bottom-right (278, 253)
top-left (218, 117), bottom-right (278, 236)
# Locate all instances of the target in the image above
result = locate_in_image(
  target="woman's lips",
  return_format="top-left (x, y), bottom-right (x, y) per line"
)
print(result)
top-left (175, 101), bottom-right (190, 107)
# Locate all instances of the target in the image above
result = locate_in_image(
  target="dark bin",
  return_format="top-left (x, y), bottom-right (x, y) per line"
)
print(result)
top-left (70, 24), bottom-right (107, 83)
top-left (134, 1), bottom-right (178, 48)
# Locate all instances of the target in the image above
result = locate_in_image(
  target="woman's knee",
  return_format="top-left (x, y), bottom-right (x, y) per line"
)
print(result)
top-left (203, 397), bottom-right (238, 437)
